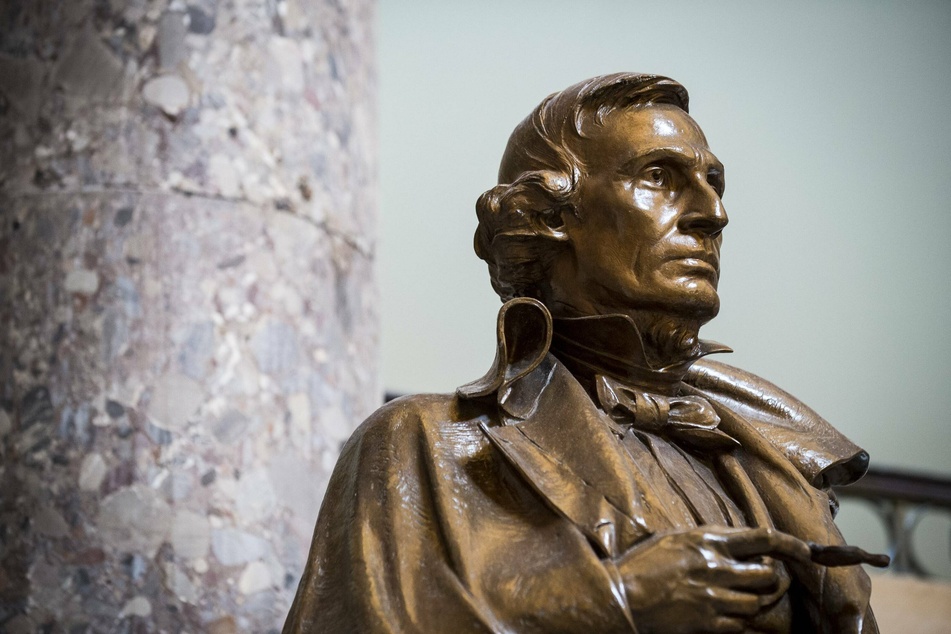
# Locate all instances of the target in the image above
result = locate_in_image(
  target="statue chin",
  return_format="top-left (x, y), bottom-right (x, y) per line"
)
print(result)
top-left (546, 283), bottom-right (720, 324)
top-left (590, 294), bottom-right (721, 326)
top-left (656, 286), bottom-right (721, 324)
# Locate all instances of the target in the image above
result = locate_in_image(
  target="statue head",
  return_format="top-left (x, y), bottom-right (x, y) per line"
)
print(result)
top-left (475, 73), bottom-right (728, 326)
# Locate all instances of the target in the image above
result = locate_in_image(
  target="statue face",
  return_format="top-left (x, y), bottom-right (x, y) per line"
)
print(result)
top-left (551, 104), bottom-right (728, 321)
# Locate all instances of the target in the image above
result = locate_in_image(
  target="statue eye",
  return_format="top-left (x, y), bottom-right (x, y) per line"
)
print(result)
top-left (645, 167), bottom-right (667, 187)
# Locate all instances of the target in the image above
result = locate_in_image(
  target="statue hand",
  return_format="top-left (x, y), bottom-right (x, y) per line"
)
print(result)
top-left (616, 526), bottom-right (809, 634)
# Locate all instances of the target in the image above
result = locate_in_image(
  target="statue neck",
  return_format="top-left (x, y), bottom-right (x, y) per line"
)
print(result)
top-left (548, 311), bottom-right (730, 395)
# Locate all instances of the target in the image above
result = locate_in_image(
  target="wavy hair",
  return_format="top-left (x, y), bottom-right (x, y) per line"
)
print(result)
top-left (474, 73), bottom-right (689, 302)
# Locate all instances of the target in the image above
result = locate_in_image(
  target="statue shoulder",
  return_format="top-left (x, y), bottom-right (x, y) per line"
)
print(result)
top-left (350, 392), bottom-right (459, 440)
top-left (686, 358), bottom-right (810, 415)
top-left (340, 392), bottom-right (491, 462)
top-left (685, 358), bottom-right (869, 488)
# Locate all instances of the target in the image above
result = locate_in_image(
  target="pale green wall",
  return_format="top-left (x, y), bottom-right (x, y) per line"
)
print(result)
top-left (378, 0), bottom-right (951, 513)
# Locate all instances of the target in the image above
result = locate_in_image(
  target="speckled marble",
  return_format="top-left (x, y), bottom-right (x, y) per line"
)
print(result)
top-left (0, 1), bottom-right (378, 631)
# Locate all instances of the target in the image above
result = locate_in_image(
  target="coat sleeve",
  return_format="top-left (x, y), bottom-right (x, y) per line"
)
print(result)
top-left (283, 398), bottom-right (502, 634)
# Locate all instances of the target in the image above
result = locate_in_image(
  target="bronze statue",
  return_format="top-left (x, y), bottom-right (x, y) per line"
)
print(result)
top-left (285, 73), bottom-right (886, 633)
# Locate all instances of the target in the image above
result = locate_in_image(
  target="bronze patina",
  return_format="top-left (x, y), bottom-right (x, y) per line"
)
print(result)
top-left (285, 73), bottom-right (886, 633)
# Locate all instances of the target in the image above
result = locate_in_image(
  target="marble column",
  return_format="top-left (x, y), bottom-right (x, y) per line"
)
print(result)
top-left (0, 1), bottom-right (377, 631)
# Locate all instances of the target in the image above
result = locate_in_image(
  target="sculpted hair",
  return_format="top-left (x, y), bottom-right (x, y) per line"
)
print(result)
top-left (474, 73), bottom-right (689, 302)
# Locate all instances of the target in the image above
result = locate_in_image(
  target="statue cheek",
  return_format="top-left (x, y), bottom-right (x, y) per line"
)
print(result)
top-left (632, 188), bottom-right (657, 210)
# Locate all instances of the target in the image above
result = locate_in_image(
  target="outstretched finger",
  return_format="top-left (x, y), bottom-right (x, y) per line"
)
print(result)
top-left (721, 528), bottom-right (811, 564)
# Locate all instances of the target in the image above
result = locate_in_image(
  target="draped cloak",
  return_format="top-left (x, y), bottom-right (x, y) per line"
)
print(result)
top-left (285, 299), bottom-right (876, 633)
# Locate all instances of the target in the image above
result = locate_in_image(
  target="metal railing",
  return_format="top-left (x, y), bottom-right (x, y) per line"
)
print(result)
top-left (834, 467), bottom-right (951, 577)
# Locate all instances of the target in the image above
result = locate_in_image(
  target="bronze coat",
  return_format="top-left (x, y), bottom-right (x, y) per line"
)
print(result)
top-left (285, 299), bottom-right (875, 633)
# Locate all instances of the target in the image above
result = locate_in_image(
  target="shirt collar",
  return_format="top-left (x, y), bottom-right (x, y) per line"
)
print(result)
top-left (456, 298), bottom-right (732, 413)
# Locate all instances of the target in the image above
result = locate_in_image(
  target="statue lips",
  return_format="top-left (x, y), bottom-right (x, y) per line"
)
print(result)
top-left (671, 254), bottom-right (720, 281)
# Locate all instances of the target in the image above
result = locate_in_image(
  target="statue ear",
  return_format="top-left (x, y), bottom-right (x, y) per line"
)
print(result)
top-left (475, 170), bottom-right (574, 250)
top-left (500, 183), bottom-right (569, 242)
top-left (530, 207), bottom-right (569, 242)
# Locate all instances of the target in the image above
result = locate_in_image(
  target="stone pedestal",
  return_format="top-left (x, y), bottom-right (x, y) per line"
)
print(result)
top-left (0, 1), bottom-right (377, 631)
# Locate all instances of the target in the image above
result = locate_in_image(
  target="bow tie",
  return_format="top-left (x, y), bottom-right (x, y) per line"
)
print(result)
top-left (595, 374), bottom-right (739, 452)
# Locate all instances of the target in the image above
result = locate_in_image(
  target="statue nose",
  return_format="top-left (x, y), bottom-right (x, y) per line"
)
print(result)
top-left (680, 180), bottom-right (728, 237)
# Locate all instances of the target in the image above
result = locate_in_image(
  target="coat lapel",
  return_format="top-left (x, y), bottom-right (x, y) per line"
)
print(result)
top-left (482, 357), bottom-right (660, 558)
